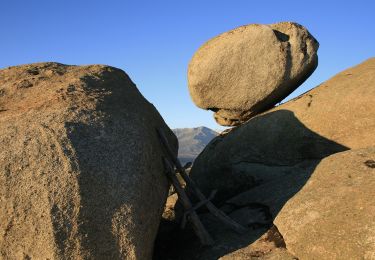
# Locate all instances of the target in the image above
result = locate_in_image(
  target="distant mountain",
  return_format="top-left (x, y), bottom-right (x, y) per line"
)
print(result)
top-left (173, 126), bottom-right (218, 165)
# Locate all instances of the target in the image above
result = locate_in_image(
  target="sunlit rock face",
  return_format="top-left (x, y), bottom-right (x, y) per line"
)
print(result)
top-left (188, 22), bottom-right (319, 126)
top-left (0, 62), bottom-right (177, 260)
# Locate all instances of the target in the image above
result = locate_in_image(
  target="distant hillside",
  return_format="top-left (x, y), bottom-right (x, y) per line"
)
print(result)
top-left (173, 127), bottom-right (218, 165)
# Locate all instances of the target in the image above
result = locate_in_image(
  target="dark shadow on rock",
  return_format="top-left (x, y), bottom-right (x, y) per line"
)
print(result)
top-left (154, 109), bottom-right (348, 259)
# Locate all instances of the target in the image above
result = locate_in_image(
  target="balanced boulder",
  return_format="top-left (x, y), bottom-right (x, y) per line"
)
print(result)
top-left (0, 63), bottom-right (177, 259)
top-left (189, 58), bottom-right (375, 201)
top-left (188, 22), bottom-right (319, 126)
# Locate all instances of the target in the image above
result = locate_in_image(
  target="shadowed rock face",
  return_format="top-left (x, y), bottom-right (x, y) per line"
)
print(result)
top-left (0, 62), bottom-right (177, 259)
top-left (190, 110), bottom-right (349, 203)
top-left (188, 22), bottom-right (319, 126)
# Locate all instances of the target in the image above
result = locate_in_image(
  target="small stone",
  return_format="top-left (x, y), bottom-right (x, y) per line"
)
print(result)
top-left (16, 79), bottom-right (33, 88)
top-left (364, 159), bottom-right (375, 168)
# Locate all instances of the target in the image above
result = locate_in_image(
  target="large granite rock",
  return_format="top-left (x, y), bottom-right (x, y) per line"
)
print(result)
top-left (189, 58), bottom-right (375, 202)
top-left (219, 147), bottom-right (375, 260)
top-left (188, 22), bottom-right (319, 126)
top-left (274, 147), bottom-right (375, 259)
top-left (0, 63), bottom-right (177, 259)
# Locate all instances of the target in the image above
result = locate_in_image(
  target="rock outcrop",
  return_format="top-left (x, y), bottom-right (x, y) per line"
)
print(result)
top-left (189, 58), bottom-right (375, 202)
top-left (213, 147), bottom-right (375, 259)
top-left (156, 59), bottom-right (375, 259)
top-left (274, 147), bottom-right (375, 259)
top-left (0, 63), bottom-right (177, 259)
top-left (188, 22), bottom-right (319, 126)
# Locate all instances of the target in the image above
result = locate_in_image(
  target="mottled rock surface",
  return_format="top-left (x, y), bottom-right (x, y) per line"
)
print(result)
top-left (274, 147), bottom-right (375, 260)
top-left (0, 62), bottom-right (177, 259)
top-left (188, 22), bottom-right (319, 126)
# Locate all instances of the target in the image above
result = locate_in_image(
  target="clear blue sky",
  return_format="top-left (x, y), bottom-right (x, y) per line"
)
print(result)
top-left (1, 0), bottom-right (374, 130)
